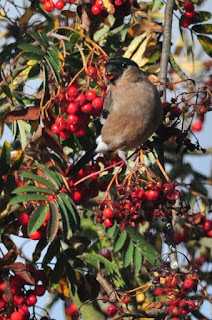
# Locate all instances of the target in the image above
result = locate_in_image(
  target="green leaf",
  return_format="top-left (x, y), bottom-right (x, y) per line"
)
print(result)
top-left (131, 233), bottom-right (159, 265)
top-left (123, 239), bottom-right (134, 267)
top-left (17, 120), bottom-right (30, 149)
top-left (48, 46), bottom-right (61, 66)
top-left (21, 52), bottom-right (43, 61)
top-left (107, 220), bottom-right (117, 238)
top-left (56, 194), bottom-right (72, 238)
top-left (27, 205), bottom-right (48, 235)
top-left (20, 172), bottom-right (57, 192)
top-left (44, 54), bottom-right (60, 83)
top-left (9, 193), bottom-right (48, 205)
top-left (78, 253), bottom-right (115, 274)
top-left (192, 11), bottom-right (212, 23)
top-left (192, 23), bottom-right (212, 34)
top-left (28, 64), bottom-right (41, 79)
top-left (114, 230), bottom-right (127, 253)
top-left (197, 35), bottom-right (212, 57)
top-left (152, 0), bottom-right (162, 12)
top-left (46, 201), bottom-right (60, 242)
top-left (58, 193), bottom-right (80, 228)
top-left (18, 43), bottom-right (44, 56)
top-left (34, 162), bottom-right (63, 189)
top-left (133, 247), bottom-right (142, 273)
top-left (0, 141), bottom-right (11, 175)
top-left (12, 185), bottom-right (54, 195)
top-left (2, 85), bottom-right (12, 99)
top-left (42, 237), bottom-right (61, 265)
top-left (30, 31), bottom-right (49, 48)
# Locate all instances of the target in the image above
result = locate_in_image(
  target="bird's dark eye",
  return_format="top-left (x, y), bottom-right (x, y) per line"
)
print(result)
top-left (121, 63), bottom-right (127, 68)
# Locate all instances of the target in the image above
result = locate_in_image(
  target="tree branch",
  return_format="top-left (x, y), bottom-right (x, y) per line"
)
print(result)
top-left (159, 0), bottom-right (175, 103)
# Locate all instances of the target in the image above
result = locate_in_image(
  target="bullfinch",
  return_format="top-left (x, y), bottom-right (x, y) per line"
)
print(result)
top-left (68, 56), bottom-right (163, 175)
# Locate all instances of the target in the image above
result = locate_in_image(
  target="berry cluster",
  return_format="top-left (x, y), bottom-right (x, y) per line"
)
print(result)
top-left (68, 155), bottom-right (121, 204)
top-left (101, 291), bottom-right (131, 317)
top-left (95, 180), bottom-right (181, 230)
top-left (41, 0), bottom-right (137, 18)
top-left (158, 101), bottom-right (207, 153)
top-left (0, 266), bottom-right (48, 320)
top-left (152, 266), bottom-right (198, 316)
top-left (174, 213), bottom-right (212, 244)
top-left (180, 1), bottom-right (195, 28)
top-left (51, 86), bottom-right (104, 139)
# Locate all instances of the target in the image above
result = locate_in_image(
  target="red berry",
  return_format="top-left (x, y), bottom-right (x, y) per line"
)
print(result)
top-left (95, 0), bottom-right (104, 9)
top-left (18, 212), bottom-right (30, 226)
top-left (85, 90), bottom-right (96, 101)
top-left (51, 123), bottom-right (60, 135)
top-left (67, 114), bottom-right (80, 125)
top-left (153, 287), bottom-right (164, 296)
top-left (34, 285), bottom-right (46, 296)
top-left (184, 11), bottom-right (195, 19)
top-left (192, 121), bottom-right (203, 131)
top-left (0, 299), bottom-right (5, 310)
top-left (207, 229), bottom-right (212, 237)
top-left (75, 93), bottom-right (86, 105)
top-left (183, 278), bottom-right (194, 289)
top-left (56, 116), bottom-right (66, 130)
top-left (40, 0), bottom-right (47, 3)
top-left (75, 126), bottom-right (86, 137)
top-left (67, 102), bottom-right (79, 114)
top-left (103, 207), bottom-right (114, 218)
top-left (86, 66), bottom-right (97, 79)
top-left (115, 0), bottom-right (123, 5)
top-left (19, 305), bottom-right (29, 316)
top-left (67, 86), bottom-right (79, 98)
top-left (81, 103), bottom-right (93, 113)
top-left (72, 190), bottom-right (82, 203)
top-left (68, 123), bottom-right (77, 133)
top-left (91, 5), bottom-right (102, 15)
top-left (144, 190), bottom-right (159, 201)
top-left (55, 0), bottom-right (65, 9)
top-left (65, 302), bottom-right (78, 316)
top-left (184, 1), bottom-right (194, 12)
top-left (105, 305), bottom-right (117, 316)
top-left (43, 0), bottom-right (55, 11)
top-left (187, 300), bottom-right (196, 310)
top-left (204, 220), bottom-right (212, 231)
top-left (0, 282), bottom-right (5, 291)
top-left (29, 229), bottom-right (42, 240)
top-left (60, 130), bottom-right (71, 139)
top-left (13, 294), bottom-right (25, 306)
top-left (104, 217), bottom-right (114, 228)
top-left (11, 311), bottom-right (24, 320)
top-left (92, 97), bottom-right (104, 110)
top-left (180, 14), bottom-right (191, 28)
top-left (26, 294), bottom-right (37, 306)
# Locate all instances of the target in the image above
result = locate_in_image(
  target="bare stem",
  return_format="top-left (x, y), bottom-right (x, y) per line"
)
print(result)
top-left (159, 0), bottom-right (175, 103)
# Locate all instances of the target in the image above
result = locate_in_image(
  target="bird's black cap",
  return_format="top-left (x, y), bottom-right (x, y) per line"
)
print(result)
top-left (105, 57), bottom-right (139, 82)
top-left (105, 57), bottom-right (139, 69)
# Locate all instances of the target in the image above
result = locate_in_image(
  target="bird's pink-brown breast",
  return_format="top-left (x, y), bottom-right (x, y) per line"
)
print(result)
top-left (101, 68), bottom-right (163, 151)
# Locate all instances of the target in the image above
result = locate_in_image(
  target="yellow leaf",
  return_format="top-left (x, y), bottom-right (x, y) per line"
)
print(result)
top-left (56, 278), bottom-right (71, 298)
top-left (124, 33), bottom-right (147, 59)
top-left (19, 8), bottom-right (34, 27)
top-left (102, 0), bottom-right (115, 14)
top-left (131, 35), bottom-right (152, 66)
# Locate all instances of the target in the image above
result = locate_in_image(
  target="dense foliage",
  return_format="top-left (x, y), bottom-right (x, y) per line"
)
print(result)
top-left (0, 0), bottom-right (212, 319)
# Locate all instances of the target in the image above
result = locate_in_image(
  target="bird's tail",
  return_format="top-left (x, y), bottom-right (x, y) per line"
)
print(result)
top-left (66, 143), bottom-right (97, 176)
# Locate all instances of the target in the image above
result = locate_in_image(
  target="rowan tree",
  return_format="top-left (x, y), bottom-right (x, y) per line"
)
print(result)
top-left (0, 0), bottom-right (211, 319)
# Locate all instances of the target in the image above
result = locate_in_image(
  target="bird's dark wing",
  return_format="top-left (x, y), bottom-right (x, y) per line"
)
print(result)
top-left (100, 85), bottom-right (114, 125)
